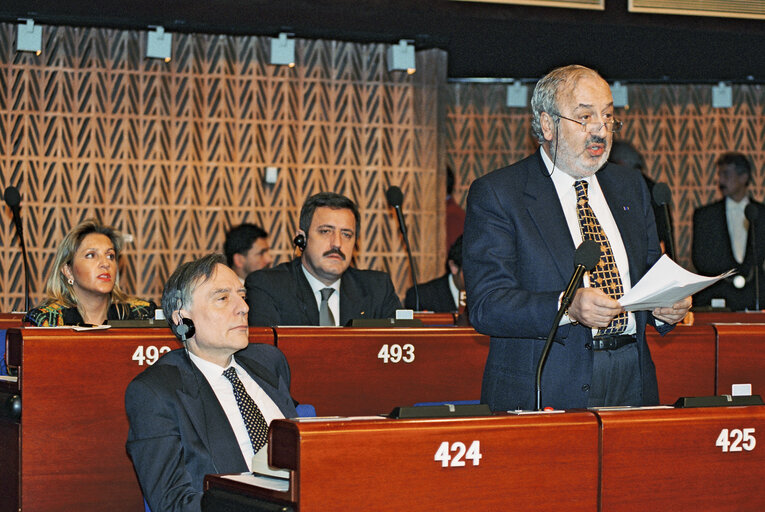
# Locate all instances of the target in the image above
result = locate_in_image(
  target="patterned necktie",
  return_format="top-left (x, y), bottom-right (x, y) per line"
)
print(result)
top-left (222, 367), bottom-right (268, 453)
top-left (319, 287), bottom-right (336, 326)
top-left (574, 180), bottom-right (628, 336)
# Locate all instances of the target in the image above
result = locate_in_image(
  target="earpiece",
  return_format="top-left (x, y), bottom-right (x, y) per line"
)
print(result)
top-left (177, 317), bottom-right (196, 342)
top-left (174, 290), bottom-right (196, 342)
top-left (293, 233), bottom-right (307, 251)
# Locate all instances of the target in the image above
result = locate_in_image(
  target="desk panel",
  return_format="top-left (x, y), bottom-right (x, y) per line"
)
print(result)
top-left (690, 311), bottom-right (765, 324)
top-left (714, 324), bottom-right (765, 396)
top-left (207, 412), bottom-right (600, 512)
top-left (0, 326), bottom-right (273, 512)
top-left (646, 325), bottom-right (717, 404)
top-left (275, 327), bottom-right (489, 416)
top-left (598, 406), bottom-right (765, 511)
top-left (413, 312), bottom-right (457, 326)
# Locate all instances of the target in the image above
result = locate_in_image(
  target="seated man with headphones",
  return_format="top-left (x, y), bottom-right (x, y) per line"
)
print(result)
top-left (125, 254), bottom-right (297, 512)
top-left (246, 191), bottom-right (402, 326)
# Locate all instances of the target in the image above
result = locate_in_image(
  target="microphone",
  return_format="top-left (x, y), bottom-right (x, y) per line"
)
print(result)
top-left (386, 185), bottom-right (419, 311)
top-left (745, 203), bottom-right (760, 311)
top-left (652, 182), bottom-right (675, 260)
top-left (4, 186), bottom-right (31, 312)
top-left (535, 239), bottom-right (601, 411)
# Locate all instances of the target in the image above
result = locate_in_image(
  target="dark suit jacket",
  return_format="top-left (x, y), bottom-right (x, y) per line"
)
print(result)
top-left (125, 343), bottom-right (297, 512)
top-left (405, 274), bottom-right (457, 312)
top-left (692, 198), bottom-right (765, 311)
top-left (463, 151), bottom-right (672, 411)
top-left (246, 258), bottom-right (402, 326)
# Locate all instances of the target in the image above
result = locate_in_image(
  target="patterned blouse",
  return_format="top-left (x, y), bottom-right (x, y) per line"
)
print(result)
top-left (24, 298), bottom-right (158, 327)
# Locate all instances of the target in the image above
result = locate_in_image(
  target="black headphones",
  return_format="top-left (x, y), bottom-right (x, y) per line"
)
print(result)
top-left (175, 291), bottom-right (196, 342)
top-left (293, 233), bottom-right (307, 251)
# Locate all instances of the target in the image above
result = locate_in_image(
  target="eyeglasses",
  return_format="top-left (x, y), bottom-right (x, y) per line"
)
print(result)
top-left (555, 114), bottom-right (623, 133)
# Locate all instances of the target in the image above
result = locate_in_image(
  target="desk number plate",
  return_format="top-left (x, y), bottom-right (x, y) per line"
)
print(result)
top-left (716, 428), bottom-right (756, 452)
top-left (434, 440), bottom-right (482, 467)
top-left (377, 343), bottom-right (415, 364)
top-left (132, 345), bottom-right (172, 366)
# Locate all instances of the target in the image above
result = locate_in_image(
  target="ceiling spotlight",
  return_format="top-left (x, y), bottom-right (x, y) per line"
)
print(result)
top-left (387, 39), bottom-right (415, 75)
top-left (506, 80), bottom-right (528, 108)
top-left (146, 26), bottom-right (172, 62)
top-left (611, 81), bottom-right (629, 108)
top-left (16, 19), bottom-right (42, 55)
top-left (270, 32), bottom-right (295, 67)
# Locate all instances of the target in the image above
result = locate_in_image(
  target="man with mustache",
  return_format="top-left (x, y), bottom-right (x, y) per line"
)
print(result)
top-left (246, 192), bottom-right (401, 326)
top-left (463, 65), bottom-right (691, 411)
top-left (692, 152), bottom-right (765, 310)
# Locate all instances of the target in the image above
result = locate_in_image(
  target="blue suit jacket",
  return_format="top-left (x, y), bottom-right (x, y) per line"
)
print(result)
top-left (463, 151), bottom-right (671, 411)
top-left (125, 343), bottom-right (297, 512)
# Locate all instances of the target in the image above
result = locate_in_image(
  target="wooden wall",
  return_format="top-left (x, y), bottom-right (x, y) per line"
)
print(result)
top-left (446, 81), bottom-right (765, 271)
top-left (2, 20), bottom-right (763, 312)
top-left (0, 23), bottom-right (447, 311)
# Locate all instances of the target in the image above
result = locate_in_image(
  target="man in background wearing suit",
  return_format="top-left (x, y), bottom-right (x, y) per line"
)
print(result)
top-left (463, 64), bottom-right (691, 411)
top-left (246, 192), bottom-right (401, 326)
top-left (692, 152), bottom-right (765, 311)
top-left (125, 254), bottom-right (297, 512)
top-left (224, 223), bottom-right (274, 283)
top-left (405, 235), bottom-right (464, 312)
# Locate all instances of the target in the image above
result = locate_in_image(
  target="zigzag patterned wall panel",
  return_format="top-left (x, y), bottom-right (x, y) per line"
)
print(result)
top-left (0, 23), bottom-right (446, 312)
top-left (445, 81), bottom-right (765, 272)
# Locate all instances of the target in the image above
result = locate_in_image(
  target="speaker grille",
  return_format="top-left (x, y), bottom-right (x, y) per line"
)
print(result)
top-left (629, 0), bottom-right (765, 20)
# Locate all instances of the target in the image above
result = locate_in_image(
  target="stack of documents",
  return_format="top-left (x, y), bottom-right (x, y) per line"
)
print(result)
top-left (619, 255), bottom-right (733, 311)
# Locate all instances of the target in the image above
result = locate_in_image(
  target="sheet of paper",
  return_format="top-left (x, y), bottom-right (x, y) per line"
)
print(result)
top-left (220, 472), bottom-right (290, 492)
top-left (619, 254), bottom-right (734, 311)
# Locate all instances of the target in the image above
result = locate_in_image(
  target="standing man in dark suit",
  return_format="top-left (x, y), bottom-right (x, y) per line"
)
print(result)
top-left (246, 192), bottom-right (401, 326)
top-left (463, 65), bottom-right (691, 411)
top-left (125, 254), bottom-right (297, 512)
top-left (405, 235), bottom-right (464, 312)
top-left (692, 152), bottom-right (765, 311)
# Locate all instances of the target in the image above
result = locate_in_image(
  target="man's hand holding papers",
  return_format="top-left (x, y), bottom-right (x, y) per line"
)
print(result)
top-left (619, 255), bottom-right (733, 323)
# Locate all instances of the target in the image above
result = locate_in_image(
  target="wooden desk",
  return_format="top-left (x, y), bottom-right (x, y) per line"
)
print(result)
top-left (646, 325), bottom-right (717, 404)
top-left (205, 412), bottom-right (600, 511)
top-left (691, 311), bottom-right (765, 324)
top-left (204, 406), bottom-right (765, 511)
top-left (713, 324), bottom-right (765, 396)
top-left (413, 312), bottom-right (457, 326)
top-left (0, 326), bottom-right (273, 512)
top-left (0, 312), bottom-right (24, 329)
top-left (275, 326), bottom-right (490, 416)
top-left (598, 405), bottom-right (765, 511)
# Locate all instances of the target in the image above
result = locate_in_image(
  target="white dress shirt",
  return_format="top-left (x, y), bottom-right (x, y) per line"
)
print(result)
top-left (302, 265), bottom-right (341, 326)
top-left (541, 149), bottom-right (636, 334)
top-left (726, 196), bottom-right (750, 264)
top-left (187, 350), bottom-right (284, 470)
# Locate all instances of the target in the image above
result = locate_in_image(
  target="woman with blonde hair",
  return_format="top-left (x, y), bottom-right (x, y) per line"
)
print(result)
top-left (25, 219), bottom-right (157, 326)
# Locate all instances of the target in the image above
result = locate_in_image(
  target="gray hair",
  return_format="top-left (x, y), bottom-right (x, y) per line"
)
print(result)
top-left (530, 64), bottom-right (603, 145)
top-left (161, 253), bottom-right (226, 340)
